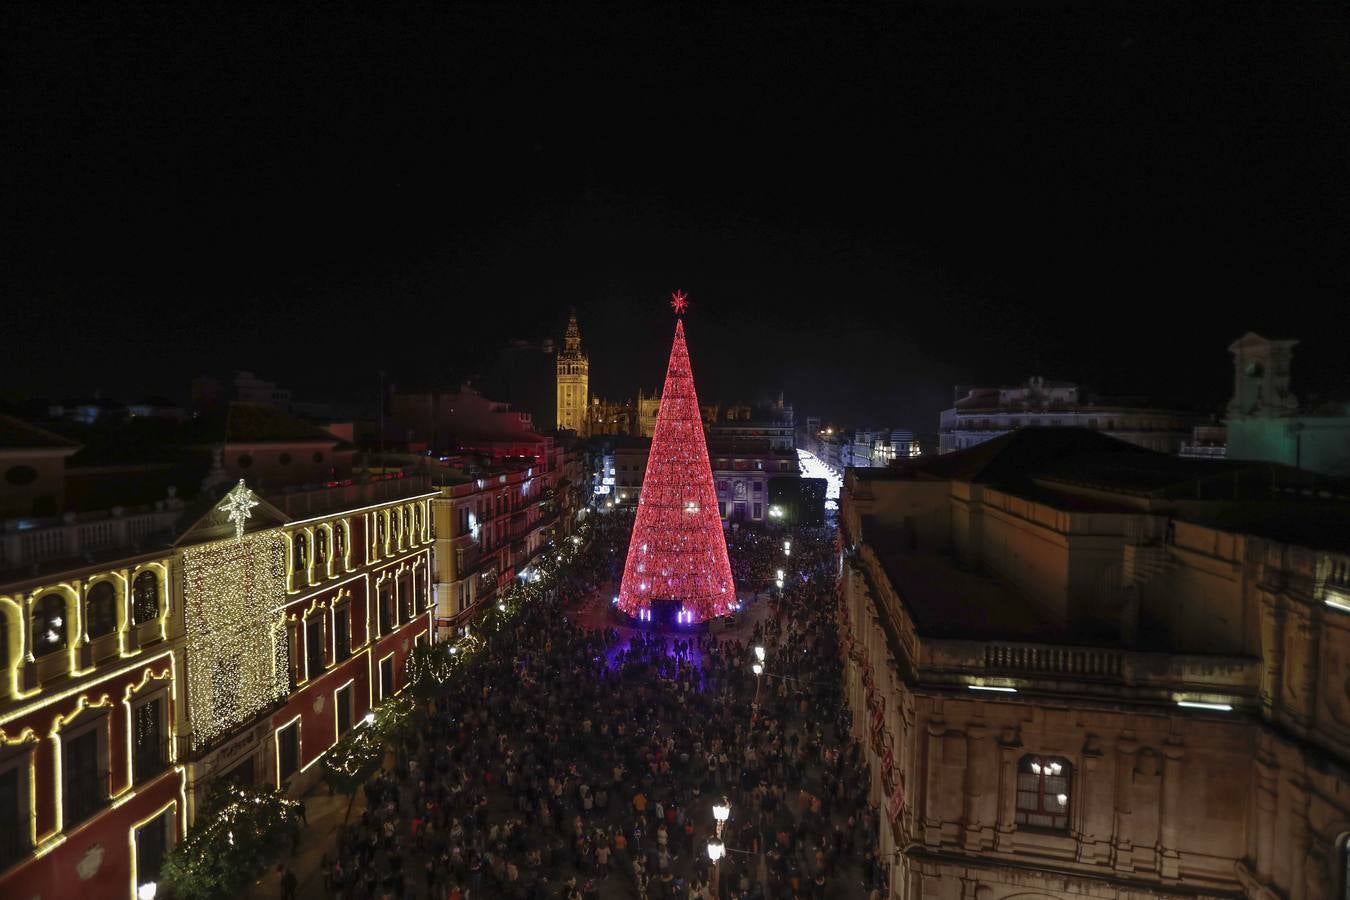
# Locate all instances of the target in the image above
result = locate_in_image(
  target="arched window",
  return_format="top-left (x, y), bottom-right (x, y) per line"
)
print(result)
top-left (402, 506), bottom-right (411, 538)
top-left (376, 513), bottom-right (386, 550)
top-left (400, 573), bottom-right (414, 620)
top-left (293, 533), bottom-right (309, 575)
top-left (32, 593), bottom-right (68, 656)
top-left (1016, 754), bottom-right (1071, 830)
top-left (334, 521), bottom-right (347, 562)
top-left (314, 528), bottom-right (329, 572)
top-left (85, 581), bottom-right (117, 639)
top-left (413, 505), bottom-right (422, 539)
top-left (1340, 833), bottom-right (1350, 900)
top-left (416, 570), bottom-right (428, 609)
top-left (378, 581), bottom-right (393, 634)
top-left (133, 571), bottom-right (160, 624)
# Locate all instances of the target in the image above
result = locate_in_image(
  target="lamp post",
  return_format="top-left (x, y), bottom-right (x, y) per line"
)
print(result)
top-left (752, 645), bottom-right (766, 714)
top-left (709, 797), bottom-right (730, 897)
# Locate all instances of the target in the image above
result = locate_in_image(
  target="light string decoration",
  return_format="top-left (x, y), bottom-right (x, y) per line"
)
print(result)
top-left (617, 292), bottom-right (735, 622)
top-left (182, 531), bottom-right (290, 750)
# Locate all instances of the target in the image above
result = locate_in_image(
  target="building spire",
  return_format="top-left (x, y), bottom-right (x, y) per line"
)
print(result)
top-left (564, 308), bottom-right (582, 355)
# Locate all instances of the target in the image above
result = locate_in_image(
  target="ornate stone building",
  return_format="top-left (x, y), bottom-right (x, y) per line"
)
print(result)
top-left (556, 310), bottom-right (589, 436)
top-left (838, 427), bottom-right (1350, 899)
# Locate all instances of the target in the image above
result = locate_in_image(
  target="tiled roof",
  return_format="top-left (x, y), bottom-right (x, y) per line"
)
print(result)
top-left (0, 414), bottom-right (81, 450)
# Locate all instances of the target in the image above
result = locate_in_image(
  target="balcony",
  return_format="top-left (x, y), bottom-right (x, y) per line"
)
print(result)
top-left (133, 736), bottom-right (172, 784)
top-left (0, 824), bottom-right (30, 873)
top-left (64, 772), bottom-right (109, 830)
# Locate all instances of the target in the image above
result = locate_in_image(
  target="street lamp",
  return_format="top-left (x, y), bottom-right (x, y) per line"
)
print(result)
top-left (709, 797), bottom-right (730, 895)
top-left (706, 839), bottom-right (725, 861)
top-left (783, 539), bottom-right (791, 556)
top-left (712, 800), bottom-right (730, 823)
top-left (754, 645), bottom-right (765, 663)
top-left (752, 662), bottom-right (763, 676)
top-left (137, 884), bottom-right (157, 900)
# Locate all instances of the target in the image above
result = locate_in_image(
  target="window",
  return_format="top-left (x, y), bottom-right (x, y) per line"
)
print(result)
top-left (717, 481), bottom-right (728, 492)
top-left (379, 656), bottom-right (395, 701)
top-left (135, 809), bottom-right (169, 893)
top-left (752, 503), bottom-right (762, 519)
top-left (1015, 755), bottom-right (1071, 830)
top-left (64, 726), bottom-right (107, 828)
top-left (277, 720), bottom-right (300, 783)
top-left (305, 617), bottom-right (325, 678)
top-left (314, 529), bottom-right (328, 572)
top-left (400, 573), bottom-right (414, 621)
top-left (753, 482), bottom-right (763, 493)
top-left (416, 571), bottom-right (428, 610)
top-left (133, 571), bottom-right (159, 624)
top-left (32, 593), bottom-right (67, 657)
top-left (336, 683), bottom-right (353, 736)
top-left (413, 505), bottom-right (422, 539)
top-left (719, 502), bottom-right (726, 517)
top-left (293, 533), bottom-right (309, 576)
top-left (133, 697), bottom-right (168, 783)
top-left (0, 762), bottom-right (31, 869)
top-left (333, 521), bottom-right (346, 562)
top-left (334, 605), bottom-right (351, 661)
top-left (402, 506), bottom-right (411, 538)
top-left (377, 582), bottom-right (393, 635)
top-left (85, 582), bottom-right (117, 639)
top-left (4, 465), bottom-right (37, 486)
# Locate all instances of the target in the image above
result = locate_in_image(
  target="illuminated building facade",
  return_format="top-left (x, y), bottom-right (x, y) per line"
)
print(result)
top-left (1225, 332), bottom-right (1350, 476)
top-left (588, 396), bottom-right (635, 437)
top-left (839, 427), bottom-right (1350, 899)
top-left (939, 376), bottom-right (1200, 455)
top-left (556, 310), bottom-right (589, 436)
top-left (0, 412), bottom-right (434, 900)
top-left (431, 460), bottom-right (553, 631)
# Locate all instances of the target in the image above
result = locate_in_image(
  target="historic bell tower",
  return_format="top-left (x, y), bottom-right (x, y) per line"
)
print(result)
top-left (556, 309), bottom-right (589, 435)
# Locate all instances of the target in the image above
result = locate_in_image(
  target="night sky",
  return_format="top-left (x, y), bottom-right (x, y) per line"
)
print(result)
top-left (5, 2), bottom-right (1348, 434)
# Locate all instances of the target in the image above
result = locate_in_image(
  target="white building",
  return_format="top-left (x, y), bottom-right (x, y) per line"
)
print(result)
top-left (939, 376), bottom-right (1199, 455)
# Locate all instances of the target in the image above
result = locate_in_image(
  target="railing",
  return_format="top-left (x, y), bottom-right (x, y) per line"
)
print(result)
top-left (273, 474), bottom-right (435, 519)
top-left (1, 508), bottom-right (181, 573)
top-left (984, 644), bottom-right (1124, 680)
top-left (64, 772), bottom-right (110, 829)
top-left (0, 824), bottom-right (30, 873)
top-left (133, 737), bottom-right (172, 784)
top-left (1179, 443), bottom-right (1227, 459)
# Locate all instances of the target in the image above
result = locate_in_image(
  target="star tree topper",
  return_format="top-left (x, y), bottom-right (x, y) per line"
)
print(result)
top-left (219, 478), bottom-right (260, 541)
top-left (670, 289), bottom-right (688, 315)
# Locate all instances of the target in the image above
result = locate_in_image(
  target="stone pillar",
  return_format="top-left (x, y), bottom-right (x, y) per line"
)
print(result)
top-left (1076, 740), bottom-right (1105, 865)
top-left (1260, 599), bottom-right (1285, 717)
top-left (1158, 741), bottom-right (1184, 878)
top-left (963, 723), bottom-right (990, 851)
top-left (1286, 777), bottom-right (1310, 900)
top-left (995, 734), bottom-right (1019, 853)
top-left (1253, 757), bottom-right (1279, 882)
top-left (923, 720), bottom-right (945, 847)
top-left (1112, 737), bottom-right (1138, 873)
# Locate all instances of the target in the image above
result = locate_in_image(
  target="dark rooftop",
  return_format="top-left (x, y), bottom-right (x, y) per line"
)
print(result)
top-left (0, 414), bottom-right (81, 451)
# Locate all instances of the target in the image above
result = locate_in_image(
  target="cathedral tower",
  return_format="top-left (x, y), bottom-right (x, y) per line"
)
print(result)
top-left (556, 309), bottom-right (589, 435)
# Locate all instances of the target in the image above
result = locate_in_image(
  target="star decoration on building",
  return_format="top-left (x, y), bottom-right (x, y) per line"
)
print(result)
top-left (670, 289), bottom-right (688, 316)
top-left (218, 478), bottom-right (260, 541)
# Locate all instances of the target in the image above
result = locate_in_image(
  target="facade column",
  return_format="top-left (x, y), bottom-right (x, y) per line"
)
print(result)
top-left (1158, 741), bottom-right (1184, 878)
top-left (962, 723), bottom-right (989, 851)
top-left (994, 734), bottom-right (1019, 853)
top-left (1112, 736), bottom-right (1138, 873)
top-left (923, 719), bottom-right (946, 847)
top-left (1259, 596), bottom-right (1285, 718)
top-left (1253, 756), bottom-right (1279, 882)
top-left (1076, 740), bottom-right (1104, 865)
top-left (1286, 777), bottom-right (1310, 900)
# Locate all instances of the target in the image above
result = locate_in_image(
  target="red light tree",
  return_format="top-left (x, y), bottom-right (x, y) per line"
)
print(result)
top-left (617, 294), bottom-right (736, 623)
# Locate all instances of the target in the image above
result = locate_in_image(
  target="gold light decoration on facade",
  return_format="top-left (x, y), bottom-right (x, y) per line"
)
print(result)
top-left (182, 531), bottom-right (289, 750)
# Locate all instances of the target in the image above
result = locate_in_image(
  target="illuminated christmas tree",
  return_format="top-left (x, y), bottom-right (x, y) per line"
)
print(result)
top-left (618, 291), bottom-right (736, 623)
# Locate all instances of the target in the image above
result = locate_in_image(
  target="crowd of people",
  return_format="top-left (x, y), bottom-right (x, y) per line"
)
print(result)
top-left (311, 515), bottom-right (888, 900)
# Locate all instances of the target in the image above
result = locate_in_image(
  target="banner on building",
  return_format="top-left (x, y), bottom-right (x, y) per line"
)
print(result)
top-left (888, 774), bottom-right (905, 823)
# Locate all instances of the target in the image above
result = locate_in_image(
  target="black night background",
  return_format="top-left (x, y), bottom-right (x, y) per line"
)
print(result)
top-left (5, 1), bottom-right (1348, 429)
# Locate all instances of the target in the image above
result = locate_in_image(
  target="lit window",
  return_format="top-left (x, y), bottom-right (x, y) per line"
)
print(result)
top-left (85, 581), bottom-right (117, 639)
top-left (31, 593), bottom-right (67, 657)
top-left (132, 571), bottom-right (159, 624)
top-left (293, 532), bottom-right (309, 575)
top-left (1015, 754), bottom-right (1071, 830)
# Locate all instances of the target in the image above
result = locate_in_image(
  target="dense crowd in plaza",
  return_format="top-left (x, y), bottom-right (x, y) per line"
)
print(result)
top-left (309, 515), bottom-right (888, 900)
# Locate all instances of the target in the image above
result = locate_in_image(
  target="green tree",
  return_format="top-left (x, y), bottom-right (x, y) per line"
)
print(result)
top-left (159, 782), bottom-right (298, 900)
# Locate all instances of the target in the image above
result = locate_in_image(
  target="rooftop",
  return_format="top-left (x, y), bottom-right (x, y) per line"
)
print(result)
top-left (0, 414), bottom-right (81, 451)
top-left (863, 517), bottom-right (1063, 643)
